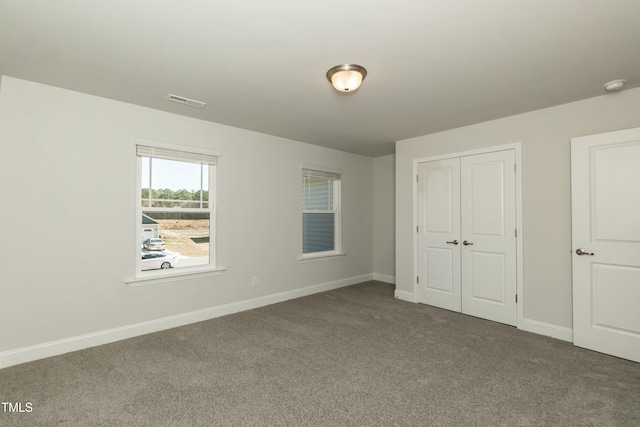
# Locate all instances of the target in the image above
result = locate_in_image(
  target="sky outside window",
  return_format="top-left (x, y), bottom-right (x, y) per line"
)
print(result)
top-left (141, 157), bottom-right (208, 193)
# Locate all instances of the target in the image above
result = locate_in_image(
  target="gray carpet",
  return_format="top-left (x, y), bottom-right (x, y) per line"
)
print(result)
top-left (1, 281), bottom-right (639, 426)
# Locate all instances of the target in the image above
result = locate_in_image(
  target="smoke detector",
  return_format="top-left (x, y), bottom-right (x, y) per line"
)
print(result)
top-left (166, 94), bottom-right (206, 108)
top-left (603, 79), bottom-right (626, 92)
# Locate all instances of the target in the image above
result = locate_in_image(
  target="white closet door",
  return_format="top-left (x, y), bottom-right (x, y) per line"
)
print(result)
top-left (416, 158), bottom-right (461, 312)
top-left (460, 150), bottom-right (517, 326)
top-left (572, 128), bottom-right (640, 363)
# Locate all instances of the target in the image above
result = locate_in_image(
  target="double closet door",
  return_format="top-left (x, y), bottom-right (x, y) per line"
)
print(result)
top-left (416, 149), bottom-right (517, 326)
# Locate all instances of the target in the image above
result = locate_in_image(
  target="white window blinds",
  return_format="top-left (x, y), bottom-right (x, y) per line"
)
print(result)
top-left (302, 168), bottom-right (340, 180)
top-left (302, 167), bottom-right (340, 254)
top-left (136, 144), bottom-right (218, 165)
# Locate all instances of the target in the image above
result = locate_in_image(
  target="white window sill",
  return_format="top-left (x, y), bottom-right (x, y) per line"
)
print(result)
top-left (297, 252), bottom-right (346, 262)
top-left (126, 267), bottom-right (226, 287)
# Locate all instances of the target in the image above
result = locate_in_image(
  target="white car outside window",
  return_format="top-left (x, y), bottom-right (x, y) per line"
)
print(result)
top-left (141, 252), bottom-right (178, 270)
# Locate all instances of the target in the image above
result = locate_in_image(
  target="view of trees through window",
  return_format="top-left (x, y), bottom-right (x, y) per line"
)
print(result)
top-left (141, 188), bottom-right (209, 208)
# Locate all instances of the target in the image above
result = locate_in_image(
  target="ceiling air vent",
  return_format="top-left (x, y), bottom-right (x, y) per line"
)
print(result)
top-left (166, 94), bottom-right (206, 109)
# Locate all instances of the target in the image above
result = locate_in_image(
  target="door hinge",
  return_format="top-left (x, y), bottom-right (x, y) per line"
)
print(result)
top-left (515, 228), bottom-right (517, 238)
top-left (514, 163), bottom-right (517, 173)
top-left (417, 276), bottom-right (419, 284)
top-left (416, 225), bottom-right (419, 233)
top-left (416, 174), bottom-right (419, 182)
top-left (515, 294), bottom-right (518, 303)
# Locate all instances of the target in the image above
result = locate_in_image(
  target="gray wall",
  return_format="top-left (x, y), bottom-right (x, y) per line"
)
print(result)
top-left (373, 154), bottom-right (396, 282)
top-left (396, 87), bottom-right (640, 332)
top-left (0, 76), bottom-right (374, 359)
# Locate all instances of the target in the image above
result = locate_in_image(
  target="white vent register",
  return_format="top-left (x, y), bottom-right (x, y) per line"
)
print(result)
top-left (166, 94), bottom-right (206, 109)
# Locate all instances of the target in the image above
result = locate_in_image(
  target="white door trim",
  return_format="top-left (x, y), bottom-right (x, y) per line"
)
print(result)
top-left (412, 142), bottom-right (523, 329)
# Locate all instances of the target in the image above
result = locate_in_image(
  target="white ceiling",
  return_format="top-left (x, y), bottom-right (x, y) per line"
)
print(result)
top-left (1, 0), bottom-right (639, 157)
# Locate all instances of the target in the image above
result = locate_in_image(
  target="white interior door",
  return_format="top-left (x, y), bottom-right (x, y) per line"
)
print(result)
top-left (571, 128), bottom-right (640, 363)
top-left (460, 150), bottom-right (517, 326)
top-left (416, 158), bottom-right (461, 312)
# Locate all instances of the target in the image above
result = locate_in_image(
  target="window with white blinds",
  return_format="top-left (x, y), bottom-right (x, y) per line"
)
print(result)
top-left (136, 144), bottom-right (218, 165)
top-left (302, 167), bottom-right (341, 256)
top-left (135, 140), bottom-right (218, 277)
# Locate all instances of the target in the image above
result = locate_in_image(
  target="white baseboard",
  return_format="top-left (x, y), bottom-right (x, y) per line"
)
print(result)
top-left (391, 296), bottom-right (573, 343)
top-left (372, 273), bottom-right (396, 284)
top-left (394, 289), bottom-right (416, 303)
top-left (1, 275), bottom-right (577, 369)
top-left (0, 273), bottom-right (373, 369)
top-left (521, 318), bottom-right (573, 342)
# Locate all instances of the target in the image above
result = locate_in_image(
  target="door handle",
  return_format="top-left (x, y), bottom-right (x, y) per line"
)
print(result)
top-left (463, 240), bottom-right (473, 246)
top-left (446, 240), bottom-right (459, 245)
top-left (576, 248), bottom-right (594, 256)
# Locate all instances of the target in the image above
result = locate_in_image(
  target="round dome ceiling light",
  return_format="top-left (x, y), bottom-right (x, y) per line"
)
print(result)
top-left (326, 64), bottom-right (367, 93)
top-left (604, 79), bottom-right (626, 92)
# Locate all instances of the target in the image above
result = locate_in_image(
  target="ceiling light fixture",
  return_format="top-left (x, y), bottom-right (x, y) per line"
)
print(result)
top-left (603, 79), bottom-right (626, 92)
top-left (326, 64), bottom-right (367, 93)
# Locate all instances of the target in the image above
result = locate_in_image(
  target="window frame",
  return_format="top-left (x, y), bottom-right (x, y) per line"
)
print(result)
top-left (300, 165), bottom-right (344, 260)
top-left (129, 139), bottom-right (223, 285)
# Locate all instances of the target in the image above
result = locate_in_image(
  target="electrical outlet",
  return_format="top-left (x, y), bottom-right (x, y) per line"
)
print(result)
top-left (251, 276), bottom-right (258, 287)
